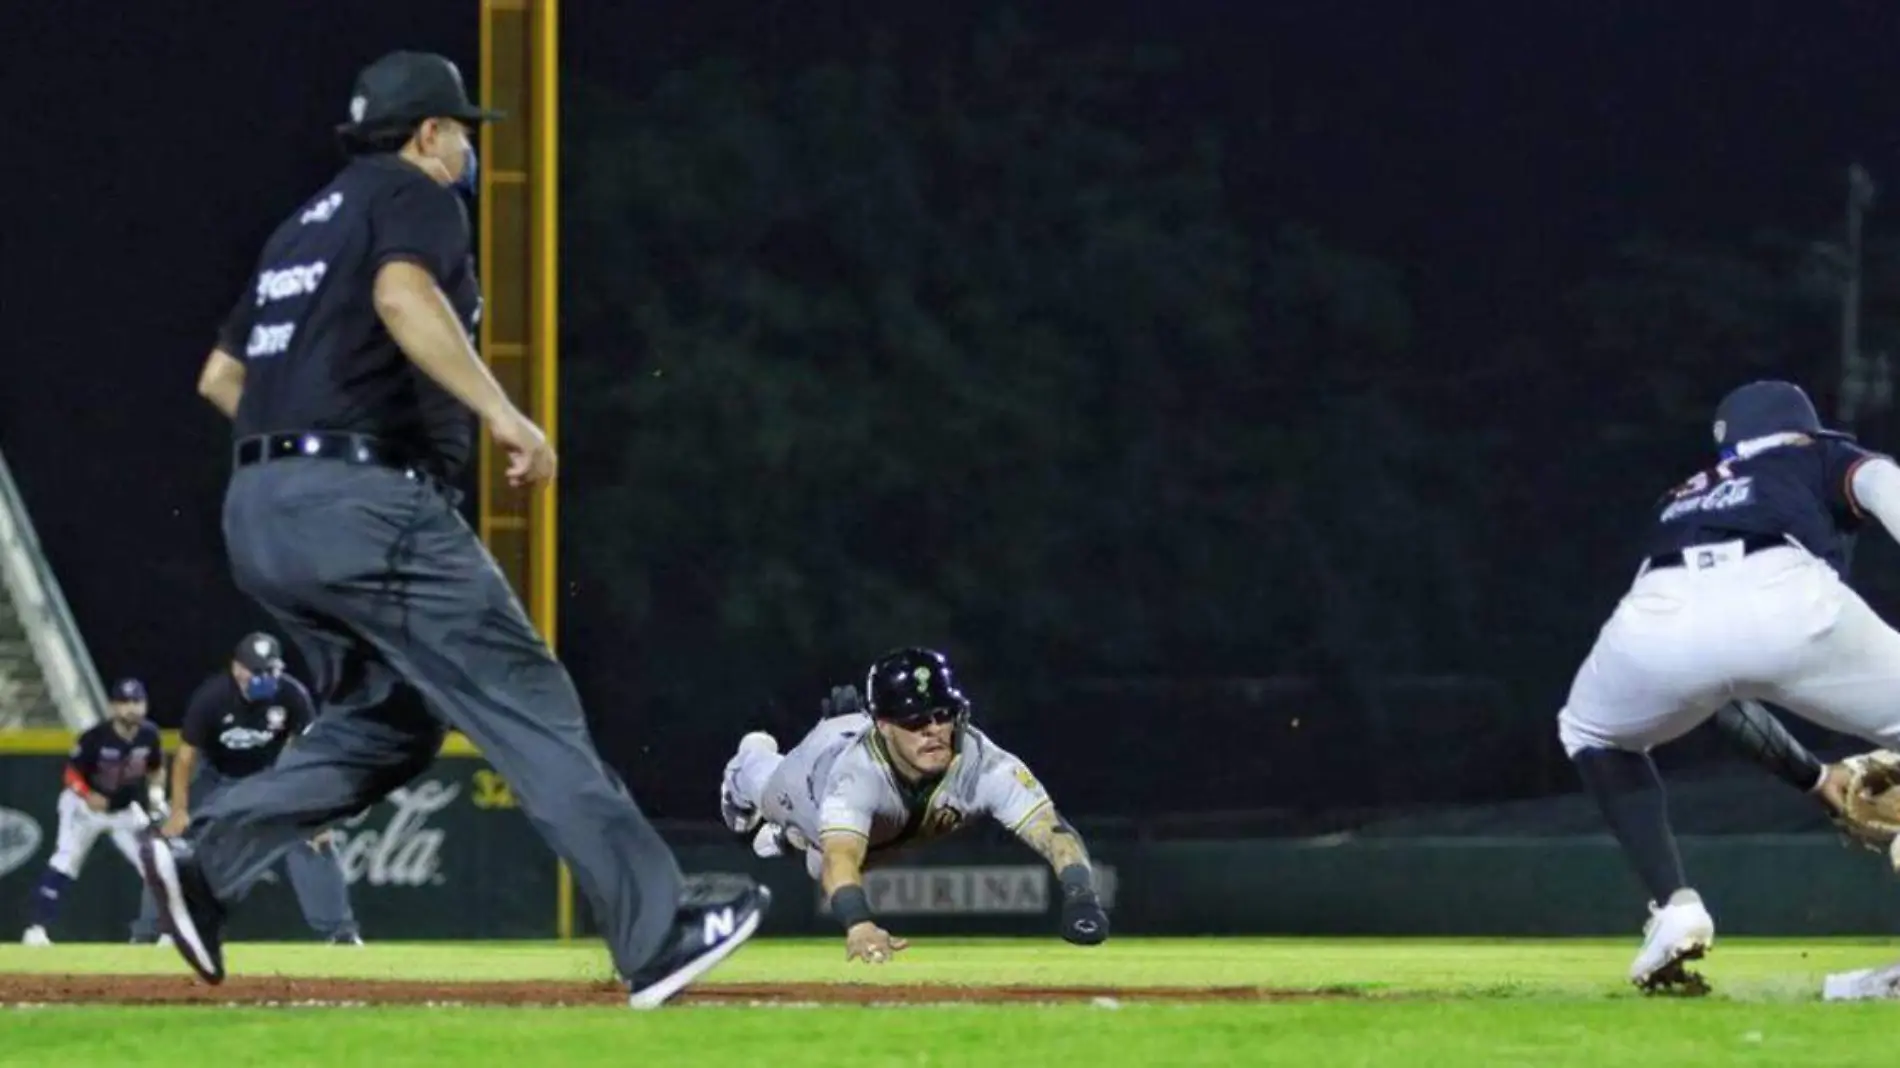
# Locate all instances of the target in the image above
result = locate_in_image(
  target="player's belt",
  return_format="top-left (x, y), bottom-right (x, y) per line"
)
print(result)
top-left (1642, 532), bottom-right (1793, 572)
top-left (234, 432), bottom-right (457, 500)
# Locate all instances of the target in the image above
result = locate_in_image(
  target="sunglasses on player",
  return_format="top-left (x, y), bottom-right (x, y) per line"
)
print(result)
top-left (886, 706), bottom-right (962, 731)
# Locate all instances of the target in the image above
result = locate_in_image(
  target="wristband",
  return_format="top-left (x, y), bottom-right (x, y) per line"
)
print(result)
top-left (1059, 864), bottom-right (1095, 898)
top-left (829, 885), bottom-right (874, 930)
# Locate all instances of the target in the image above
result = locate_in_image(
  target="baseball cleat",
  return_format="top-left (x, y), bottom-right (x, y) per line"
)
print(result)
top-left (1631, 889), bottom-right (1714, 995)
top-left (627, 882), bottom-right (772, 1010)
top-left (719, 732), bottom-right (779, 834)
top-left (21, 926), bottom-right (49, 947)
top-left (138, 834), bottom-right (226, 985)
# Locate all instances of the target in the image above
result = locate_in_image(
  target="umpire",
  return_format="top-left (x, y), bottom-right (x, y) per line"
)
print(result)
top-left (130, 633), bottom-right (362, 945)
top-left (146, 50), bottom-right (769, 1007)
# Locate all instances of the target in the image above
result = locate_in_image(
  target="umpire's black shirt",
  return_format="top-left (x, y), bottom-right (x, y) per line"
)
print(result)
top-left (181, 672), bottom-right (316, 779)
top-left (216, 154), bottom-right (484, 479)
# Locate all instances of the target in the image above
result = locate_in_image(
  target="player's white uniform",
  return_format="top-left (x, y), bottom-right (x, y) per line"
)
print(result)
top-left (728, 713), bottom-right (1053, 878)
top-left (1558, 441), bottom-right (1900, 756)
top-left (48, 789), bottom-right (146, 878)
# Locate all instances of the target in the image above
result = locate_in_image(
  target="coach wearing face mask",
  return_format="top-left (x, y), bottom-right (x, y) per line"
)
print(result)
top-left (131, 632), bottom-right (363, 944)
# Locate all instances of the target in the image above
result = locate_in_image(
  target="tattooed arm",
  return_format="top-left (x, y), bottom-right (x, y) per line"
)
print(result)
top-left (1013, 804), bottom-right (1094, 876)
top-left (999, 780), bottom-right (1109, 946)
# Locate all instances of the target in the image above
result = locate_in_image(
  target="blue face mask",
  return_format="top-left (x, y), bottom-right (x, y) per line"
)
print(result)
top-left (245, 673), bottom-right (280, 702)
top-left (454, 143), bottom-right (479, 198)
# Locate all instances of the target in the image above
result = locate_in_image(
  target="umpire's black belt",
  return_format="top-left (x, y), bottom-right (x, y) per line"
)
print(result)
top-left (234, 432), bottom-right (457, 500)
top-left (1641, 533), bottom-right (1796, 572)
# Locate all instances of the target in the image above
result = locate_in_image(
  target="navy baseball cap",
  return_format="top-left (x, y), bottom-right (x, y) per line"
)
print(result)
top-left (335, 51), bottom-right (505, 138)
top-left (234, 632), bottom-right (285, 673)
top-left (1712, 380), bottom-right (1853, 452)
top-left (109, 678), bottom-right (146, 702)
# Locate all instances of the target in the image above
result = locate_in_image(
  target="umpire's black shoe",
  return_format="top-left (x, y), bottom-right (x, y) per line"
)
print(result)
top-left (626, 882), bottom-right (772, 1009)
top-left (137, 834), bottom-right (227, 985)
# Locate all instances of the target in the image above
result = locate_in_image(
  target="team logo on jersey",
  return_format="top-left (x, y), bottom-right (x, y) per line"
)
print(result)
top-left (921, 803), bottom-right (966, 837)
top-left (1660, 476), bottom-right (1755, 522)
top-left (300, 191), bottom-right (344, 225)
top-left (266, 707), bottom-right (287, 731)
top-left (220, 726), bottom-right (279, 751)
top-left (913, 667), bottom-right (931, 693)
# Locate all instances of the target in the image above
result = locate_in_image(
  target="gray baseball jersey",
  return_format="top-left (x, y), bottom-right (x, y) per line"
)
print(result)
top-left (760, 713), bottom-right (1052, 872)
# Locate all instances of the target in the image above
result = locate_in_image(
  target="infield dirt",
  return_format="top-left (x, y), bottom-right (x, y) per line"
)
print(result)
top-left (0, 973), bottom-right (1358, 1006)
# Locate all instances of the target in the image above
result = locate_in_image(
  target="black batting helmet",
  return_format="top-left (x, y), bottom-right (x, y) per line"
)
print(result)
top-left (864, 647), bottom-right (970, 729)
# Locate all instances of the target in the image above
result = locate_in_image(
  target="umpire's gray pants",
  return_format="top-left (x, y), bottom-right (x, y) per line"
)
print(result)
top-left (189, 459), bottom-right (682, 976)
top-left (132, 765), bottom-right (359, 941)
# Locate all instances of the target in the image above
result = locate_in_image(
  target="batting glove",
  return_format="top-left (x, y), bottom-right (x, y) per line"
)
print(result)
top-left (820, 685), bottom-right (863, 719)
top-left (1060, 885), bottom-right (1109, 946)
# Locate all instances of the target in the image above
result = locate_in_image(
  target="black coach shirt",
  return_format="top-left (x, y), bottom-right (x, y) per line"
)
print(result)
top-left (181, 672), bottom-right (316, 779)
top-left (1639, 433), bottom-right (1887, 576)
top-left (216, 154), bottom-right (484, 479)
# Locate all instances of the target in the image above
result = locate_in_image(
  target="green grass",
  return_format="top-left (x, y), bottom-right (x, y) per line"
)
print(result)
top-left (8, 937), bottom-right (1900, 1065)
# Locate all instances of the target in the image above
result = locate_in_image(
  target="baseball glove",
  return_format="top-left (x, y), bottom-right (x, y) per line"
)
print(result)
top-left (1829, 751), bottom-right (1900, 867)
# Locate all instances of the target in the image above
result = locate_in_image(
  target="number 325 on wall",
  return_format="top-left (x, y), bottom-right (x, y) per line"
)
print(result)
top-left (471, 769), bottom-right (519, 810)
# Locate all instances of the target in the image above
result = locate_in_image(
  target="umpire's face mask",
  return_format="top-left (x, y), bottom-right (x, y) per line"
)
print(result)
top-left (239, 666), bottom-right (281, 702)
top-left (455, 143), bottom-right (479, 198)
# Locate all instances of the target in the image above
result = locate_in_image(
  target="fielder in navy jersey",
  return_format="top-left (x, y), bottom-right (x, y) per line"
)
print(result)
top-left (21, 678), bottom-right (165, 945)
top-left (1558, 380), bottom-right (1900, 994)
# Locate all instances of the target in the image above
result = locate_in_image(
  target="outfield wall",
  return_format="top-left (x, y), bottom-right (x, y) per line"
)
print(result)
top-left (656, 836), bottom-right (1900, 940)
top-left (3, 742), bottom-right (1896, 941)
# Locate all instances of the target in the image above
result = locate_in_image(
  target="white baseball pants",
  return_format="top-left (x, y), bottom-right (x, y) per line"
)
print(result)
top-left (726, 737), bottom-right (823, 880)
top-left (47, 789), bottom-right (146, 878)
top-left (1558, 541), bottom-right (1900, 756)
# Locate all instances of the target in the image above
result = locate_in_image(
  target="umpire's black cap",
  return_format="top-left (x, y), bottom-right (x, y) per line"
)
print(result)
top-left (234, 632), bottom-right (285, 674)
top-left (335, 51), bottom-right (505, 139)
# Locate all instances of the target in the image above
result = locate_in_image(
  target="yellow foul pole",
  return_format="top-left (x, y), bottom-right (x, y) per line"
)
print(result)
top-left (479, 0), bottom-right (570, 941)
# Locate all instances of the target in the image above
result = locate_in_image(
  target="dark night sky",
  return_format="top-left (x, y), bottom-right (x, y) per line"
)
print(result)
top-left (4, 1), bottom-right (1899, 756)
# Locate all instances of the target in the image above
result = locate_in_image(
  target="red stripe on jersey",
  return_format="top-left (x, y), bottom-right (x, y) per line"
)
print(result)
top-left (1844, 455), bottom-right (1874, 518)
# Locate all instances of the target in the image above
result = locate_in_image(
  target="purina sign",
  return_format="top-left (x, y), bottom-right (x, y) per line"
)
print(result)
top-left (818, 865), bottom-right (1118, 917)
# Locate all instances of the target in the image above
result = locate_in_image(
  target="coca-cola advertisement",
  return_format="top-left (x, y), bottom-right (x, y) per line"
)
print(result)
top-left (332, 781), bottom-right (459, 888)
top-left (0, 749), bottom-right (561, 941)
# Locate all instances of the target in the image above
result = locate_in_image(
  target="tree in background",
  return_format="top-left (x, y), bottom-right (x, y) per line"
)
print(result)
top-left (555, 13), bottom-right (1555, 814)
top-left (563, 18), bottom-right (1250, 720)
